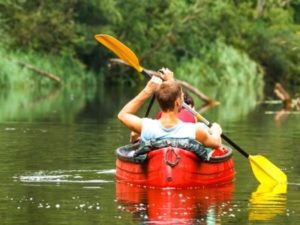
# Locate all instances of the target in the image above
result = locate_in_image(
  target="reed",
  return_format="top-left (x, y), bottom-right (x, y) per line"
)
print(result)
top-left (0, 47), bottom-right (97, 88)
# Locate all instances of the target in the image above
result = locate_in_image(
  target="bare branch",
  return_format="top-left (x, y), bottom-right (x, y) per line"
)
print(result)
top-left (15, 60), bottom-right (61, 84)
top-left (110, 58), bottom-right (218, 105)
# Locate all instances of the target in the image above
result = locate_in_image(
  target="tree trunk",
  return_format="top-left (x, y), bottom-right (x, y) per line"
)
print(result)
top-left (15, 60), bottom-right (61, 84)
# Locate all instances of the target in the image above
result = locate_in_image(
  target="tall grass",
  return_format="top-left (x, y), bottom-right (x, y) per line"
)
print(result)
top-left (0, 47), bottom-right (100, 122)
top-left (0, 47), bottom-right (97, 88)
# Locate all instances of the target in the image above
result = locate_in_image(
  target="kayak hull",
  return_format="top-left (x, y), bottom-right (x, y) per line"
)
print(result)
top-left (116, 142), bottom-right (235, 188)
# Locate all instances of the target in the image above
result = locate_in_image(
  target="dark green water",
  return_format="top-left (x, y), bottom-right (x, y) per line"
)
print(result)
top-left (0, 85), bottom-right (299, 225)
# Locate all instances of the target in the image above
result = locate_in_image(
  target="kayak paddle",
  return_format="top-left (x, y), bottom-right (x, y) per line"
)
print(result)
top-left (183, 107), bottom-right (288, 186)
top-left (94, 34), bottom-right (287, 186)
top-left (95, 34), bottom-right (154, 117)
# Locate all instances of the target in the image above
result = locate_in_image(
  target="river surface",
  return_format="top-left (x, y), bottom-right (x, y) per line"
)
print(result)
top-left (0, 85), bottom-right (299, 225)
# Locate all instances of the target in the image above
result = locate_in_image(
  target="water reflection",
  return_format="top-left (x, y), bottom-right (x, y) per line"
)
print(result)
top-left (193, 80), bottom-right (263, 123)
top-left (0, 87), bottom-right (96, 122)
top-left (249, 183), bottom-right (287, 221)
top-left (265, 109), bottom-right (300, 127)
top-left (116, 181), bottom-right (235, 224)
top-left (0, 79), bottom-right (264, 124)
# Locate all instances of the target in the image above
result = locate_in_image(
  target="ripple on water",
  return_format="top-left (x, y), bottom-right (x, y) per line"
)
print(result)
top-left (16, 169), bottom-right (115, 184)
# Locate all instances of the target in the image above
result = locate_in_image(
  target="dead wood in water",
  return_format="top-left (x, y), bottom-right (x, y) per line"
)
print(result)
top-left (273, 82), bottom-right (300, 126)
top-left (274, 83), bottom-right (299, 110)
top-left (177, 79), bottom-right (219, 106)
top-left (109, 58), bottom-right (219, 106)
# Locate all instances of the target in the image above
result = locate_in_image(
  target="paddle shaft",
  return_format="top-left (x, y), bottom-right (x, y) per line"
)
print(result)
top-left (182, 102), bottom-right (250, 158)
top-left (145, 95), bottom-right (156, 117)
top-left (221, 134), bottom-right (249, 158)
top-left (141, 70), bottom-right (156, 117)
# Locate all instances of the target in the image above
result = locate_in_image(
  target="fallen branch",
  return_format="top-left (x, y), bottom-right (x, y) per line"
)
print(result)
top-left (274, 83), bottom-right (292, 109)
top-left (274, 82), bottom-right (300, 110)
top-left (109, 58), bottom-right (218, 105)
top-left (15, 60), bottom-right (61, 84)
top-left (177, 79), bottom-right (219, 106)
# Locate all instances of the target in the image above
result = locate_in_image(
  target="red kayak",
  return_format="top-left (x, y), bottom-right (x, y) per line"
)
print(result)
top-left (116, 138), bottom-right (235, 188)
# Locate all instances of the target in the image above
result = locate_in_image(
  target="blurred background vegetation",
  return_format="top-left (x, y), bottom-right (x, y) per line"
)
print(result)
top-left (0, 0), bottom-right (299, 92)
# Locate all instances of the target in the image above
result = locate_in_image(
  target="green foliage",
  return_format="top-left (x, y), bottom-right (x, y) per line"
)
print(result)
top-left (0, 0), bottom-right (300, 87)
top-left (0, 0), bottom-right (79, 55)
top-left (175, 41), bottom-right (264, 86)
top-left (291, 0), bottom-right (300, 23)
top-left (0, 47), bottom-right (96, 88)
top-left (243, 11), bottom-right (300, 85)
top-left (175, 42), bottom-right (264, 122)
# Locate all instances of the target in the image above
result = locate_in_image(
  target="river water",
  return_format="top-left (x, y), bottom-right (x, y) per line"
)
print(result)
top-left (0, 85), bottom-right (299, 225)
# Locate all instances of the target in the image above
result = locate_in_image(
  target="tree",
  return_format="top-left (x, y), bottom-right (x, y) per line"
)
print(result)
top-left (0, 0), bottom-right (78, 55)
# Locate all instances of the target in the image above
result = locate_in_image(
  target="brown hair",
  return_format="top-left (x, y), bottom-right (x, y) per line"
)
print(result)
top-left (183, 91), bottom-right (194, 107)
top-left (155, 81), bottom-right (182, 112)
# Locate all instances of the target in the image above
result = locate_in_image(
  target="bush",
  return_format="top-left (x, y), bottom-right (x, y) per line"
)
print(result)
top-left (175, 41), bottom-right (264, 86)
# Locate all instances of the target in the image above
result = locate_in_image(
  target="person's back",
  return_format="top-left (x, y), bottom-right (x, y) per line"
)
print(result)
top-left (141, 118), bottom-right (195, 142)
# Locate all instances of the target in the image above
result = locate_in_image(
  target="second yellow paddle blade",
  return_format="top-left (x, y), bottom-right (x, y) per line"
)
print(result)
top-left (249, 155), bottom-right (287, 185)
top-left (95, 34), bottom-right (143, 72)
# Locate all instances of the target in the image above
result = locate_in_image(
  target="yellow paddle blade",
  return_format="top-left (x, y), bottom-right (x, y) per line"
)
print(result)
top-left (249, 155), bottom-right (287, 185)
top-left (95, 34), bottom-right (143, 73)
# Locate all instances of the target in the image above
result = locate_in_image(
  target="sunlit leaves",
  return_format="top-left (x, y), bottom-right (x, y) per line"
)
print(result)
top-left (0, 0), bottom-right (299, 86)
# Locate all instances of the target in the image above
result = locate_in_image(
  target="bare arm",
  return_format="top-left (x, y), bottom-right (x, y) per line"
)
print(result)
top-left (118, 76), bottom-right (162, 133)
top-left (195, 123), bottom-right (222, 148)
